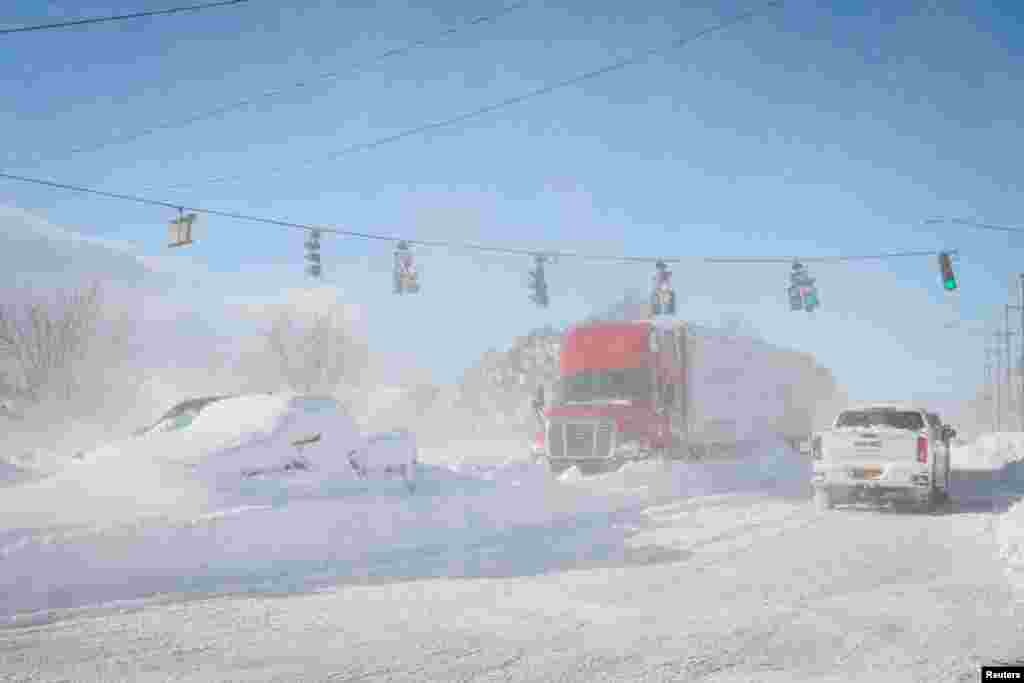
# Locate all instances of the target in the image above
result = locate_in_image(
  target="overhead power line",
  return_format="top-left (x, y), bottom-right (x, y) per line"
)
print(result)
top-left (705, 250), bottom-right (955, 264)
top-left (1, 0), bottom-right (250, 35)
top-left (149, 0), bottom-right (785, 194)
top-left (925, 217), bottom-right (1024, 234)
top-left (0, 170), bottom-right (957, 266)
top-left (19, 1), bottom-right (528, 163)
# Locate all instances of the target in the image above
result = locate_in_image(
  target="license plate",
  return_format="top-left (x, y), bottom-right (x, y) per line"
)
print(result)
top-left (854, 440), bottom-right (882, 448)
top-left (852, 467), bottom-right (882, 479)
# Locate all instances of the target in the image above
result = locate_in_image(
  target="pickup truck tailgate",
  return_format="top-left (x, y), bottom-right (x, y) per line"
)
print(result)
top-left (822, 428), bottom-right (920, 462)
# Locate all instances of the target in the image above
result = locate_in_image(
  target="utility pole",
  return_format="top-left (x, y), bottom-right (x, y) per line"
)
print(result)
top-left (985, 347), bottom-right (995, 432)
top-left (1019, 274), bottom-right (1024, 430)
top-left (1007, 300), bottom-right (1024, 431)
top-left (1007, 305), bottom-right (1013, 430)
top-left (996, 333), bottom-right (1003, 432)
top-left (994, 324), bottom-right (1018, 432)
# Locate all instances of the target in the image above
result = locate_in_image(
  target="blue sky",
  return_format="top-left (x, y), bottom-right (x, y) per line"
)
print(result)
top-left (2, 0), bottom-right (1024, 408)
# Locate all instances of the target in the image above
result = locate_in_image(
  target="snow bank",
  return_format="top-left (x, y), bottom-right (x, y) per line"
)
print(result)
top-left (1, 395), bottom-right (372, 532)
top-left (999, 497), bottom-right (1024, 580)
top-left (0, 432), bottom-right (809, 622)
top-left (952, 432), bottom-right (1024, 470)
top-left (991, 453), bottom-right (1024, 590)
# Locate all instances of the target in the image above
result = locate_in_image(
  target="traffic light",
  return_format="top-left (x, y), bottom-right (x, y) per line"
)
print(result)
top-left (393, 241), bottom-right (420, 294)
top-left (528, 255), bottom-right (549, 307)
top-left (789, 261), bottom-right (819, 313)
top-left (650, 260), bottom-right (676, 315)
top-left (938, 251), bottom-right (957, 291)
top-left (305, 229), bottom-right (321, 278)
top-left (168, 211), bottom-right (197, 248)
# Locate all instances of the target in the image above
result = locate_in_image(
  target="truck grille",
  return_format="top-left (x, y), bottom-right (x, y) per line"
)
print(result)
top-left (548, 420), bottom-right (615, 460)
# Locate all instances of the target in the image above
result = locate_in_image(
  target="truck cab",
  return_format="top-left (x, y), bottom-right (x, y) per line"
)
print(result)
top-left (531, 319), bottom-right (689, 474)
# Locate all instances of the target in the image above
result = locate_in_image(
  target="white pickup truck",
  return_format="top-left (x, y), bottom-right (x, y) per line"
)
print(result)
top-left (809, 404), bottom-right (955, 513)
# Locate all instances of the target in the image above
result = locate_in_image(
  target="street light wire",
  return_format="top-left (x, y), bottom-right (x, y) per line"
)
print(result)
top-left (0, 170), bottom-right (956, 266)
top-left (148, 0), bottom-right (785, 194)
top-left (18, 1), bottom-right (529, 163)
top-left (1, 0), bottom-right (251, 35)
top-left (925, 217), bottom-right (1024, 235)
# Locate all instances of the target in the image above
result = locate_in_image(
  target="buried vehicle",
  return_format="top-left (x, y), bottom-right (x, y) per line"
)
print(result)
top-left (81, 393), bottom-right (420, 493)
top-left (810, 404), bottom-right (955, 513)
top-left (530, 317), bottom-right (835, 475)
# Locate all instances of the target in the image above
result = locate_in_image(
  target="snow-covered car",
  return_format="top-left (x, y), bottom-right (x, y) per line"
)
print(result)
top-left (347, 428), bottom-right (419, 491)
top-left (80, 393), bottom-right (420, 493)
top-left (811, 404), bottom-right (953, 513)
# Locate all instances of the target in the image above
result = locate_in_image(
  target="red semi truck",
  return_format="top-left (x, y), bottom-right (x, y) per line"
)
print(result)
top-left (529, 316), bottom-right (834, 473)
top-left (530, 318), bottom-right (695, 474)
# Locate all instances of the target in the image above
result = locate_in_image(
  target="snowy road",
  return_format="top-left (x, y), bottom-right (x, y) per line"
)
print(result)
top-left (3, 470), bottom-right (1022, 682)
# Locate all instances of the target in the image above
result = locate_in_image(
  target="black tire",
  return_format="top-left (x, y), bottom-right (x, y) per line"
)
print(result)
top-left (915, 488), bottom-right (938, 514)
top-left (545, 459), bottom-right (572, 476)
top-left (942, 454), bottom-right (952, 499)
top-left (814, 486), bottom-right (833, 512)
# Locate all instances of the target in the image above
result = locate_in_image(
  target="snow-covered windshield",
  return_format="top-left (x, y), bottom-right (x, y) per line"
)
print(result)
top-left (134, 396), bottom-right (233, 436)
top-left (556, 368), bottom-right (651, 405)
top-left (835, 409), bottom-right (925, 431)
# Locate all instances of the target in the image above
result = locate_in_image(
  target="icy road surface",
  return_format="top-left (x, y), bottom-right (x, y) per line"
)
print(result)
top-left (2, 463), bottom-right (1023, 681)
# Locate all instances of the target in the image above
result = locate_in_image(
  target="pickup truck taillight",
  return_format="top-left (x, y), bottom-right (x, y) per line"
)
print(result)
top-left (916, 436), bottom-right (928, 464)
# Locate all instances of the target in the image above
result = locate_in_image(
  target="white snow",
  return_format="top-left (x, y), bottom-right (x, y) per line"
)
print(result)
top-left (4, 443), bottom-right (1023, 682)
top-left (999, 498), bottom-right (1024, 585)
top-left (952, 431), bottom-right (1024, 470)
top-left (950, 433), bottom-right (1024, 592)
top-left (0, 406), bottom-right (808, 624)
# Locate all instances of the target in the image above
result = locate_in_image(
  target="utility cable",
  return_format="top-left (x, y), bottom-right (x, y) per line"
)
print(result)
top-left (1, 0), bottom-right (250, 35)
top-left (0, 170), bottom-right (956, 266)
top-left (925, 217), bottom-right (1024, 235)
top-left (18, 1), bottom-right (528, 163)
top-left (705, 250), bottom-right (954, 264)
top-left (147, 0), bottom-right (785, 193)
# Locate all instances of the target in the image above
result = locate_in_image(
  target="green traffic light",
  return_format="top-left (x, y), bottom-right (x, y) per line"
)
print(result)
top-left (944, 278), bottom-right (957, 291)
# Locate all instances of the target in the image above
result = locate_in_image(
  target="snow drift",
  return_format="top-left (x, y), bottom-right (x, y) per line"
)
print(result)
top-left (974, 434), bottom-right (1024, 590)
top-left (0, 428), bottom-right (809, 623)
top-left (954, 432), bottom-right (1024, 470)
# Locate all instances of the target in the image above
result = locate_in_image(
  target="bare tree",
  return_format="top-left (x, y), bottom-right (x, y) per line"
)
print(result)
top-left (0, 282), bottom-right (106, 403)
top-left (264, 304), bottom-right (367, 395)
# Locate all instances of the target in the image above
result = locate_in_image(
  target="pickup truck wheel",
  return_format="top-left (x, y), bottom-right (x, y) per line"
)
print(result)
top-left (545, 459), bottom-right (571, 477)
top-left (915, 488), bottom-right (939, 515)
top-left (814, 486), bottom-right (833, 512)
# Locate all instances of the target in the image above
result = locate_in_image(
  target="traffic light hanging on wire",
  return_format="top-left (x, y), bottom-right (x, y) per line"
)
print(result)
top-left (788, 261), bottom-right (819, 313)
top-left (168, 210), bottom-right (196, 248)
top-left (650, 260), bottom-right (676, 316)
top-left (528, 254), bottom-right (549, 307)
top-left (393, 241), bottom-right (420, 294)
top-left (938, 251), bottom-right (957, 291)
top-left (305, 229), bottom-right (321, 278)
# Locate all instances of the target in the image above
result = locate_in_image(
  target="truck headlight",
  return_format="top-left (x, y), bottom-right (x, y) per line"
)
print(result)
top-left (613, 441), bottom-right (641, 457)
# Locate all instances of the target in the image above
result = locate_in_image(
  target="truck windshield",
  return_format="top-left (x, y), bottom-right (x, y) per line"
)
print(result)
top-left (556, 368), bottom-right (652, 405)
top-left (835, 409), bottom-right (925, 431)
